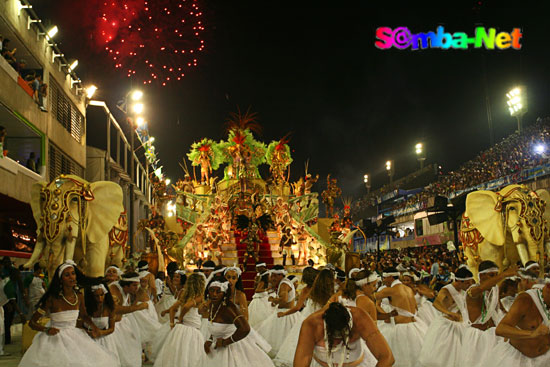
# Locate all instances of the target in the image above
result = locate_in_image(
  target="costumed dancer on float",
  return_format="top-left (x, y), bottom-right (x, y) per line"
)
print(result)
top-left (84, 283), bottom-right (121, 364)
top-left (248, 263), bottom-right (275, 328)
top-left (418, 266), bottom-right (475, 367)
top-left (279, 226), bottom-right (296, 266)
top-left (294, 302), bottom-right (394, 367)
top-left (201, 280), bottom-right (275, 367)
top-left (484, 278), bottom-right (550, 367)
top-left (109, 272), bottom-right (148, 367)
top-left (458, 261), bottom-right (517, 367)
top-left (401, 271), bottom-right (438, 327)
top-left (149, 270), bottom-right (187, 362)
top-left (375, 266), bottom-right (427, 367)
top-left (153, 273), bottom-right (207, 367)
top-left (256, 265), bottom-right (302, 357)
top-left (20, 261), bottom-right (119, 367)
top-left (274, 267), bottom-right (326, 367)
top-left (155, 262), bottom-right (181, 323)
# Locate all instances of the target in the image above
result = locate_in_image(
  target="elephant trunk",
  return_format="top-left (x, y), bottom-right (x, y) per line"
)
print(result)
top-left (516, 243), bottom-right (530, 266)
top-left (24, 238), bottom-right (45, 269)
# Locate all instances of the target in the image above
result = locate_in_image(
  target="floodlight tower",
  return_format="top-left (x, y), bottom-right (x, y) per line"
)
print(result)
top-left (364, 174), bottom-right (371, 193)
top-left (415, 143), bottom-right (426, 169)
top-left (506, 86), bottom-right (527, 134)
top-left (386, 160), bottom-right (394, 184)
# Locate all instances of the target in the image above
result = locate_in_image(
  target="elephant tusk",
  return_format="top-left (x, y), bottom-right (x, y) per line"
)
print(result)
top-left (516, 243), bottom-right (530, 266)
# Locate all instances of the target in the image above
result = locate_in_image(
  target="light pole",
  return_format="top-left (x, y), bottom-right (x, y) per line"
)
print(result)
top-left (116, 89), bottom-right (145, 255)
top-left (386, 160), bottom-right (394, 184)
top-left (364, 174), bottom-right (371, 194)
top-left (415, 143), bottom-right (426, 169)
top-left (506, 86), bottom-right (527, 134)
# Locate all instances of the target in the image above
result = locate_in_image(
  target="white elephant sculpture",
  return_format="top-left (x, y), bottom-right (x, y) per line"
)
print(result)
top-left (459, 184), bottom-right (550, 279)
top-left (24, 174), bottom-right (124, 278)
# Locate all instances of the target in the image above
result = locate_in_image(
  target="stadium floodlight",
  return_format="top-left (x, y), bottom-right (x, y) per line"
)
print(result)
top-left (415, 142), bottom-right (426, 169)
top-left (131, 90), bottom-right (143, 101)
top-left (136, 116), bottom-right (145, 128)
top-left (535, 144), bottom-right (546, 155)
top-left (506, 86), bottom-right (527, 133)
top-left (68, 60), bottom-right (78, 72)
top-left (364, 174), bottom-right (371, 193)
top-left (86, 85), bottom-right (97, 99)
top-left (386, 160), bottom-right (394, 183)
top-left (165, 178), bottom-right (171, 185)
top-left (132, 103), bottom-right (144, 114)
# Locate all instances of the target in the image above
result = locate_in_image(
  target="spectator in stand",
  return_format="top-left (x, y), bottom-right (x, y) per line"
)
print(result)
top-left (1, 39), bottom-right (17, 69)
top-left (0, 126), bottom-right (5, 158)
top-left (26, 152), bottom-right (37, 172)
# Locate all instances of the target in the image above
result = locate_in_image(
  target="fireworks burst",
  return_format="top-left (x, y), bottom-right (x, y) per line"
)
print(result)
top-left (97, 0), bottom-right (205, 86)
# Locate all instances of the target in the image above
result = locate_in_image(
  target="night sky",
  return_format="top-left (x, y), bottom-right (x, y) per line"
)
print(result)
top-left (31, 1), bottom-right (550, 202)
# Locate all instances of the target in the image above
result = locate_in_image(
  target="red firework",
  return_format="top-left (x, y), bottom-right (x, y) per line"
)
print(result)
top-left (97, 0), bottom-right (205, 86)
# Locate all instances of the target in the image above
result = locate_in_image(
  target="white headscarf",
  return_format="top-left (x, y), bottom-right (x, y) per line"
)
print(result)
top-left (58, 260), bottom-right (76, 278)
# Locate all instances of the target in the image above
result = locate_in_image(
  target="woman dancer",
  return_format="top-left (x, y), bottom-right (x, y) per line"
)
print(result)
top-left (21, 261), bottom-right (119, 367)
top-left (105, 265), bottom-right (123, 286)
top-left (274, 267), bottom-right (329, 367)
top-left (150, 270), bottom-right (187, 361)
top-left (129, 272), bottom-right (162, 350)
top-left (156, 268), bottom-right (186, 323)
top-left (224, 267), bottom-right (249, 320)
top-left (248, 263), bottom-right (274, 328)
top-left (294, 302), bottom-right (394, 367)
top-left (83, 283), bottom-right (120, 362)
top-left (155, 262), bottom-right (181, 324)
top-left (201, 281), bottom-right (275, 367)
top-left (154, 273), bottom-right (206, 367)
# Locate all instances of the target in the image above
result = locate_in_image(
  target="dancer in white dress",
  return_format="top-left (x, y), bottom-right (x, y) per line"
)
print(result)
top-left (202, 281), bottom-right (275, 367)
top-left (402, 272), bottom-right (437, 327)
top-left (156, 269), bottom-right (186, 323)
top-left (105, 265), bottom-right (123, 286)
top-left (274, 266), bottom-right (324, 366)
top-left (294, 301), bottom-right (394, 367)
top-left (248, 263), bottom-right (275, 328)
top-left (21, 261), bottom-right (119, 367)
top-left (459, 261), bottom-right (517, 367)
top-left (83, 283), bottom-right (120, 362)
top-left (154, 273), bottom-right (206, 367)
top-left (256, 266), bottom-right (302, 357)
top-left (375, 267), bottom-right (427, 367)
top-left (486, 283), bottom-right (550, 367)
top-left (418, 266), bottom-right (474, 367)
top-left (109, 272), bottom-right (149, 367)
top-left (136, 260), bottom-right (157, 300)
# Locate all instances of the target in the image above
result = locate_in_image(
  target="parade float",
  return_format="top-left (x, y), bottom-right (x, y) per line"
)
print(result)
top-left (140, 110), bottom-right (361, 298)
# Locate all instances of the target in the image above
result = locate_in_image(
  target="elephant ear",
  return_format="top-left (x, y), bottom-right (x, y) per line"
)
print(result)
top-left (30, 181), bottom-right (47, 234)
top-left (466, 190), bottom-right (506, 246)
top-left (86, 182), bottom-right (124, 243)
top-left (535, 189), bottom-right (550, 224)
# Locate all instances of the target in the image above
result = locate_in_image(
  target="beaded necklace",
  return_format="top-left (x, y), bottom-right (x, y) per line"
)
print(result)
top-left (62, 290), bottom-right (78, 306)
top-left (209, 302), bottom-right (223, 323)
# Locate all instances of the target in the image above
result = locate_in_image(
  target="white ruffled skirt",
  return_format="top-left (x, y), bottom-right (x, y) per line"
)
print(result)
top-left (418, 317), bottom-right (466, 367)
top-left (481, 340), bottom-right (550, 367)
top-left (248, 292), bottom-right (275, 328)
top-left (380, 320), bottom-right (428, 367)
top-left (153, 323), bottom-right (205, 367)
top-left (458, 326), bottom-right (501, 367)
top-left (127, 300), bottom-right (162, 344)
top-left (201, 322), bottom-right (274, 367)
top-left (416, 300), bottom-right (437, 327)
top-left (19, 327), bottom-right (120, 367)
top-left (148, 322), bottom-right (171, 362)
top-left (155, 294), bottom-right (176, 324)
top-left (256, 307), bottom-right (303, 357)
top-left (112, 316), bottom-right (142, 367)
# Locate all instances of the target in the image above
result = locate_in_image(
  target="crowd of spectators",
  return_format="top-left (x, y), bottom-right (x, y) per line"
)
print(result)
top-left (355, 118), bottom-right (550, 215)
top-left (1, 34), bottom-right (47, 112)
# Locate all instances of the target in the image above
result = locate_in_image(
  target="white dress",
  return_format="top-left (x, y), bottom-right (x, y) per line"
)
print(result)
top-left (91, 316), bottom-right (120, 362)
top-left (111, 282), bottom-right (145, 367)
top-left (311, 338), bottom-right (373, 367)
top-left (19, 310), bottom-right (120, 367)
top-left (248, 291), bottom-right (275, 328)
top-left (127, 300), bottom-right (162, 344)
top-left (481, 289), bottom-right (550, 367)
top-left (458, 286), bottom-right (502, 367)
top-left (274, 299), bottom-right (321, 366)
top-left (378, 281), bottom-right (428, 367)
top-left (256, 279), bottom-right (302, 357)
top-left (201, 322), bottom-right (275, 367)
top-left (415, 293), bottom-right (437, 327)
top-left (155, 285), bottom-right (176, 324)
top-left (153, 307), bottom-right (206, 367)
top-left (418, 284), bottom-right (468, 367)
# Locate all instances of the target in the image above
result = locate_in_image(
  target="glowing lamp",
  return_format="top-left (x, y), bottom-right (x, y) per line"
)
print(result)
top-left (535, 144), bottom-right (546, 155)
top-left (68, 60), bottom-right (78, 72)
top-left (131, 90), bottom-right (143, 101)
top-left (86, 85), bottom-right (97, 99)
top-left (47, 26), bottom-right (58, 39)
top-left (136, 117), bottom-right (145, 127)
top-left (132, 103), bottom-right (144, 114)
